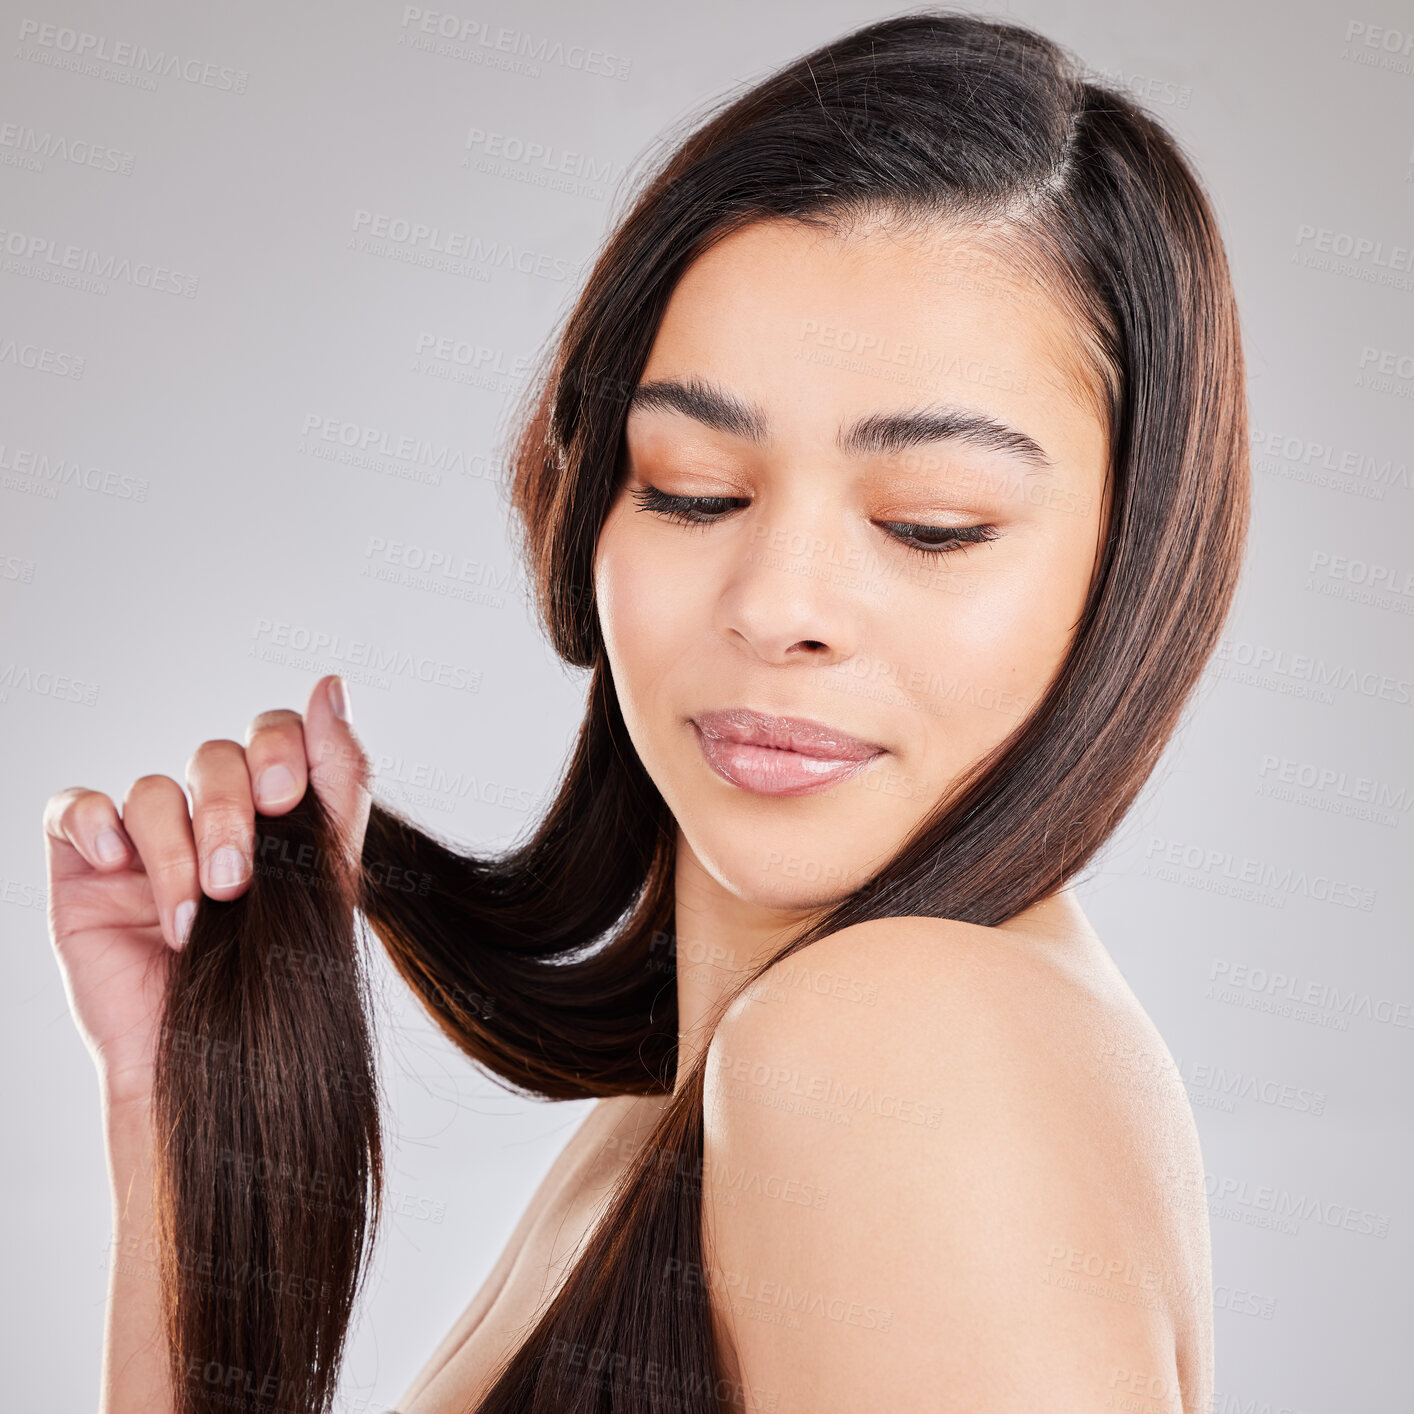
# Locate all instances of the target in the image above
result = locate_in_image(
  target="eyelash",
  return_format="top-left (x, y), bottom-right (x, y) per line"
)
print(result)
top-left (628, 485), bottom-right (1000, 560)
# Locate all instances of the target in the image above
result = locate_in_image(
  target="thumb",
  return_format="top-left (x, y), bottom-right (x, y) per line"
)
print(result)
top-left (302, 675), bottom-right (373, 873)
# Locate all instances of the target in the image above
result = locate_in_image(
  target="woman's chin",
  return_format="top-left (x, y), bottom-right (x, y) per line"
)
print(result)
top-left (691, 840), bottom-right (870, 915)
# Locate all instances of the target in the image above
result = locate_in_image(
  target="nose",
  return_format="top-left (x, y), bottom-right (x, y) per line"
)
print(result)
top-left (712, 519), bottom-right (865, 668)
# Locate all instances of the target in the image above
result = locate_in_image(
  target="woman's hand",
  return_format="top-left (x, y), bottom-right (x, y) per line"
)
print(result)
top-left (42, 674), bottom-right (371, 1107)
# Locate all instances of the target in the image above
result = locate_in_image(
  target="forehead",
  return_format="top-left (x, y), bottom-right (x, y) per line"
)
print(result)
top-left (636, 216), bottom-right (1108, 465)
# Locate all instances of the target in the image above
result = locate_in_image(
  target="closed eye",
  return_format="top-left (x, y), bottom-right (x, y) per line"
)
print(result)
top-left (874, 519), bottom-right (1001, 557)
top-left (629, 485), bottom-right (999, 559)
top-left (629, 486), bottom-right (747, 525)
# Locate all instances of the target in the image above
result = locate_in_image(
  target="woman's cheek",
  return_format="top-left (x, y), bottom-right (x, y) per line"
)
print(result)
top-left (880, 569), bottom-right (1059, 785)
top-left (598, 516), bottom-right (663, 652)
top-left (597, 525), bottom-right (704, 755)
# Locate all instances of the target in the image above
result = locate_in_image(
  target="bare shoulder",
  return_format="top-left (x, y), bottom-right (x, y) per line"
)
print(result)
top-left (701, 908), bottom-right (1212, 1414)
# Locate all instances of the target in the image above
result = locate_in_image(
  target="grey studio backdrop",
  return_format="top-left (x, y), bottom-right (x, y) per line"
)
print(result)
top-left (3, 1), bottom-right (1410, 1409)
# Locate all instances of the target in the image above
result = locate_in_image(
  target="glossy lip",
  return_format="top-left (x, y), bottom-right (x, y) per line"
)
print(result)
top-left (691, 707), bottom-right (886, 797)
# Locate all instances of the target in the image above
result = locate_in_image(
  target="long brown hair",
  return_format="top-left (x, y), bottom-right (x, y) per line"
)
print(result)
top-left (153, 10), bottom-right (1249, 1412)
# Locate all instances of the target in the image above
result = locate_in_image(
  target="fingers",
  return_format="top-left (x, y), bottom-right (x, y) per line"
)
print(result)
top-left (120, 775), bottom-right (200, 949)
top-left (303, 675), bottom-right (372, 869)
top-left (183, 739), bottom-right (255, 901)
top-left (244, 708), bottom-right (309, 813)
top-left (42, 787), bottom-right (136, 882)
top-left (44, 676), bottom-right (368, 955)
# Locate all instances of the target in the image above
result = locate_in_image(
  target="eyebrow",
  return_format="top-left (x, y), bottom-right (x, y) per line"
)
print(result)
top-left (628, 376), bottom-right (1054, 471)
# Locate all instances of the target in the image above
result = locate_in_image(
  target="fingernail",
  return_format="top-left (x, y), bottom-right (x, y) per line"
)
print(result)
top-left (94, 828), bottom-right (126, 864)
top-left (329, 676), bottom-right (352, 723)
top-left (174, 899), bottom-right (196, 949)
top-left (256, 763), bottom-right (298, 808)
top-left (209, 846), bottom-right (247, 889)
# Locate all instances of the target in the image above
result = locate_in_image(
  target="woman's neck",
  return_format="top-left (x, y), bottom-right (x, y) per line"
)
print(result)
top-left (670, 829), bottom-right (822, 1088)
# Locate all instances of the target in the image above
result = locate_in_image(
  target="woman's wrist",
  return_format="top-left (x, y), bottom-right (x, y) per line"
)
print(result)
top-left (97, 1059), bottom-right (156, 1117)
top-left (102, 1085), bottom-right (154, 1115)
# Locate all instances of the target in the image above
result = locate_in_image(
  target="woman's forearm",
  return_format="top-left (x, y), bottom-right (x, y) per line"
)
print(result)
top-left (100, 1092), bottom-right (174, 1414)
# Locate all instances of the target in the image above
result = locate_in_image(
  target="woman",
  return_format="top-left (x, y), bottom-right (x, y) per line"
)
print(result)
top-left (44, 11), bottom-right (1246, 1414)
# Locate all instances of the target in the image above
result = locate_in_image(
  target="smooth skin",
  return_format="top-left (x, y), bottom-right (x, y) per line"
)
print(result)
top-left (699, 915), bottom-right (1210, 1414)
top-left (43, 674), bottom-right (372, 1413)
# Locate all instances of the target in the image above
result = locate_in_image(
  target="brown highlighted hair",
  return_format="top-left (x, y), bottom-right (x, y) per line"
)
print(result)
top-left (152, 10), bottom-right (1248, 1413)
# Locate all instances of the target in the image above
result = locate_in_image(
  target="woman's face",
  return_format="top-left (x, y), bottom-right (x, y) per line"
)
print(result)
top-left (593, 216), bottom-right (1110, 915)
